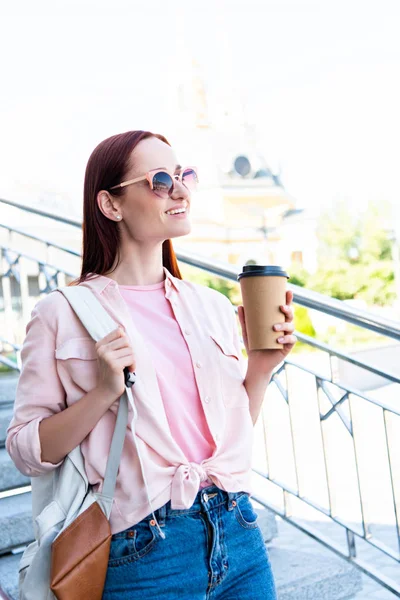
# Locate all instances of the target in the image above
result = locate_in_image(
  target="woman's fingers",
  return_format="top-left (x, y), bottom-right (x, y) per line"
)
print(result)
top-left (112, 348), bottom-right (136, 370)
top-left (277, 334), bottom-right (298, 345)
top-left (95, 326), bottom-right (124, 349)
top-left (273, 322), bottom-right (295, 333)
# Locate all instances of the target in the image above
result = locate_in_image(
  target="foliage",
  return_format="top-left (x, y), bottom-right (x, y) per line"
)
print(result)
top-left (287, 264), bottom-right (309, 288)
top-left (179, 263), bottom-right (240, 304)
top-left (307, 199), bottom-right (396, 306)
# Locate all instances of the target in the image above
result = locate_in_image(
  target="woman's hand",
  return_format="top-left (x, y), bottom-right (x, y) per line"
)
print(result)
top-left (95, 326), bottom-right (136, 403)
top-left (237, 290), bottom-right (297, 375)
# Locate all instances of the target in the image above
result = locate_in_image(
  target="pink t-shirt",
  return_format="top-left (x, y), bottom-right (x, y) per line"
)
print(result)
top-left (118, 280), bottom-right (215, 490)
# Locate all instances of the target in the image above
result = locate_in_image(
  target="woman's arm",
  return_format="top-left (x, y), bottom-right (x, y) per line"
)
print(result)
top-left (6, 303), bottom-right (119, 475)
top-left (238, 293), bottom-right (297, 425)
top-left (38, 385), bottom-right (116, 465)
top-left (243, 360), bottom-right (273, 426)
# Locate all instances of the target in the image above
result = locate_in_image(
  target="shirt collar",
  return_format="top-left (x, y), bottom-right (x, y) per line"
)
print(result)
top-left (80, 266), bottom-right (181, 294)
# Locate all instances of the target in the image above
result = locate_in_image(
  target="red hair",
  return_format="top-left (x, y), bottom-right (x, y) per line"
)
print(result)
top-left (70, 130), bottom-right (183, 286)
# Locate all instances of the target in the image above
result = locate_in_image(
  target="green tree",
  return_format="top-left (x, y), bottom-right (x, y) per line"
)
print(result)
top-left (309, 199), bottom-right (395, 306)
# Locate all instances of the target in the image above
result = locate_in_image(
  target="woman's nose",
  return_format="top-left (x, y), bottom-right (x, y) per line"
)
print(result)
top-left (170, 178), bottom-right (190, 200)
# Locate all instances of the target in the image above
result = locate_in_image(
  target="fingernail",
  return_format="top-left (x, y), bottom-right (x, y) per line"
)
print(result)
top-left (274, 324), bottom-right (282, 330)
top-left (277, 337), bottom-right (285, 343)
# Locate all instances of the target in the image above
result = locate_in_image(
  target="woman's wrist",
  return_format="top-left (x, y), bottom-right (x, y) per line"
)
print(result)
top-left (94, 384), bottom-right (121, 407)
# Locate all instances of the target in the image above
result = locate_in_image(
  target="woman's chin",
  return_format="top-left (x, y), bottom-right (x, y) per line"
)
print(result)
top-left (168, 222), bottom-right (192, 238)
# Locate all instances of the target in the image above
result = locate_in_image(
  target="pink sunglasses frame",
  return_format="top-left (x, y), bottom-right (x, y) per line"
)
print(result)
top-left (109, 166), bottom-right (198, 195)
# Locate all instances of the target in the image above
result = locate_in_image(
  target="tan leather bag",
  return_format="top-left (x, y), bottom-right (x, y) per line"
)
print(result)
top-left (50, 501), bottom-right (111, 599)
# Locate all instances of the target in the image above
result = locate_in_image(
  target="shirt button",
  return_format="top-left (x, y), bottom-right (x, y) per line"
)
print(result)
top-left (184, 329), bottom-right (191, 335)
top-left (196, 361), bottom-right (202, 368)
top-left (204, 396), bottom-right (211, 403)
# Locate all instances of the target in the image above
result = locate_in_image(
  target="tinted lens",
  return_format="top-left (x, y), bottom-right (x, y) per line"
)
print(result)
top-left (182, 168), bottom-right (198, 191)
top-left (152, 171), bottom-right (173, 197)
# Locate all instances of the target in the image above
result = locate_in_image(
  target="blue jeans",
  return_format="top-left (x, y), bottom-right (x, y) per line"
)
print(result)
top-left (102, 484), bottom-right (277, 599)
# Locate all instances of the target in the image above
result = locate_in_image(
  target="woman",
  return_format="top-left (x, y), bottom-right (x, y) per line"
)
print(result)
top-left (6, 130), bottom-right (297, 599)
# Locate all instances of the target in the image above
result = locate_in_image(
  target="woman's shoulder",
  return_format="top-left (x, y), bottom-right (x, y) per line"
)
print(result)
top-left (180, 279), bottom-right (233, 311)
top-left (32, 288), bottom-right (78, 330)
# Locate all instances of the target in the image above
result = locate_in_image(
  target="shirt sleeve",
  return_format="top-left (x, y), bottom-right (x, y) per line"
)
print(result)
top-left (5, 303), bottom-right (66, 477)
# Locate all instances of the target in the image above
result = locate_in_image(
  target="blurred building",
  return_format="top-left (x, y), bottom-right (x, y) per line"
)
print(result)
top-left (168, 56), bottom-right (318, 274)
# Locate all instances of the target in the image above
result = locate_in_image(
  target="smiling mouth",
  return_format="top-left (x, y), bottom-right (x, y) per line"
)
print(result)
top-left (165, 208), bottom-right (188, 216)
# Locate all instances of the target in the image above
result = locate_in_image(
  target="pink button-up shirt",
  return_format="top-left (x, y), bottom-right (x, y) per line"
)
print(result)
top-left (118, 280), bottom-right (216, 490)
top-left (6, 266), bottom-right (254, 535)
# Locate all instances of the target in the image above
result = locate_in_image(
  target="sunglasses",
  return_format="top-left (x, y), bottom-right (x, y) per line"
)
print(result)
top-left (109, 166), bottom-right (199, 198)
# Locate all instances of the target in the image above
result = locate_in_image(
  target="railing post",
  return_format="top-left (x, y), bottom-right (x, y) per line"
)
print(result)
top-left (0, 251), bottom-right (14, 343)
top-left (19, 256), bottom-right (31, 336)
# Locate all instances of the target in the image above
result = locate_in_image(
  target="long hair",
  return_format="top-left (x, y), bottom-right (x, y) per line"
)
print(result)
top-left (69, 130), bottom-right (183, 286)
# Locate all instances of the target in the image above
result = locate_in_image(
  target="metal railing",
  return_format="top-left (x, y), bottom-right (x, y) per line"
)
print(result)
top-left (1, 197), bottom-right (400, 595)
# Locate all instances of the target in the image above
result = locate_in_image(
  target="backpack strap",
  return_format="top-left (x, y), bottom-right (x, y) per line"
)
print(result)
top-left (56, 286), bottom-right (129, 502)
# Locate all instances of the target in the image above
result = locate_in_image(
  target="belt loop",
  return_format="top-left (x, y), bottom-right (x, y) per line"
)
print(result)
top-left (227, 491), bottom-right (237, 511)
top-left (156, 502), bottom-right (167, 526)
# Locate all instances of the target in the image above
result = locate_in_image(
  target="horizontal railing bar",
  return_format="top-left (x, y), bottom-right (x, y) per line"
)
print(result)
top-left (0, 198), bottom-right (81, 228)
top-left (0, 224), bottom-right (80, 257)
top-left (283, 358), bottom-right (400, 415)
top-left (294, 332), bottom-right (400, 383)
top-left (0, 356), bottom-right (19, 371)
top-left (0, 338), bottom-right (21, 352)
top-left (0, 246), bottom-right (76, 279)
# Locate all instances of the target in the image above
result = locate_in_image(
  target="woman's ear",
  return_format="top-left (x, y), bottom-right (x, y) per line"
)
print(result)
top-left (97, 190), bottom-right (121, 222)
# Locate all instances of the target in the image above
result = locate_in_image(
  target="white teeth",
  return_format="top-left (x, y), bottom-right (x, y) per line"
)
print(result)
top-left (166, 208), bottom-right (186, 215)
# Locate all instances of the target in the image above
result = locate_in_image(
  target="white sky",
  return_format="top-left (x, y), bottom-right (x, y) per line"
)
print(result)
top-left (1, 0), bottom-right (399, 222)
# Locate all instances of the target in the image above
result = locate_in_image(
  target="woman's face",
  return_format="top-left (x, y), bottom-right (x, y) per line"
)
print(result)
top-left (111, 136), bottom-right (192, 243)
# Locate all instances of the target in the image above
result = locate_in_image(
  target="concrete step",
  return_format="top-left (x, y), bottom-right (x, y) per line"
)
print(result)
top-left (0, 373), bottom-right (18, 449)
top-left (256, 506), bottom-right (278, 543)
top-left (0, 494), bottom-right (33, 555)
top-left (0, 543), bottom-right (363, 600)
top-left (0, 449), bottom-right (29, 493)
top-left (0, 375), bottom-right (18, 405)
top-left (0, 404), bottom-right (13, 449)
top-left (269, 546), bottom-right (362, 599)
top-left (0, 553), bottom-right (19, 600)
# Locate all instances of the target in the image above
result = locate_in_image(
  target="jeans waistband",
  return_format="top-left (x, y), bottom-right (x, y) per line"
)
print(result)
top-left (146, 485), bottom-right (247, 526)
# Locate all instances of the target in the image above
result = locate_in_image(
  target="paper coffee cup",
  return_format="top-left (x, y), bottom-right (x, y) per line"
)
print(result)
top-left (237, 265), bottom-right (290, 350)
